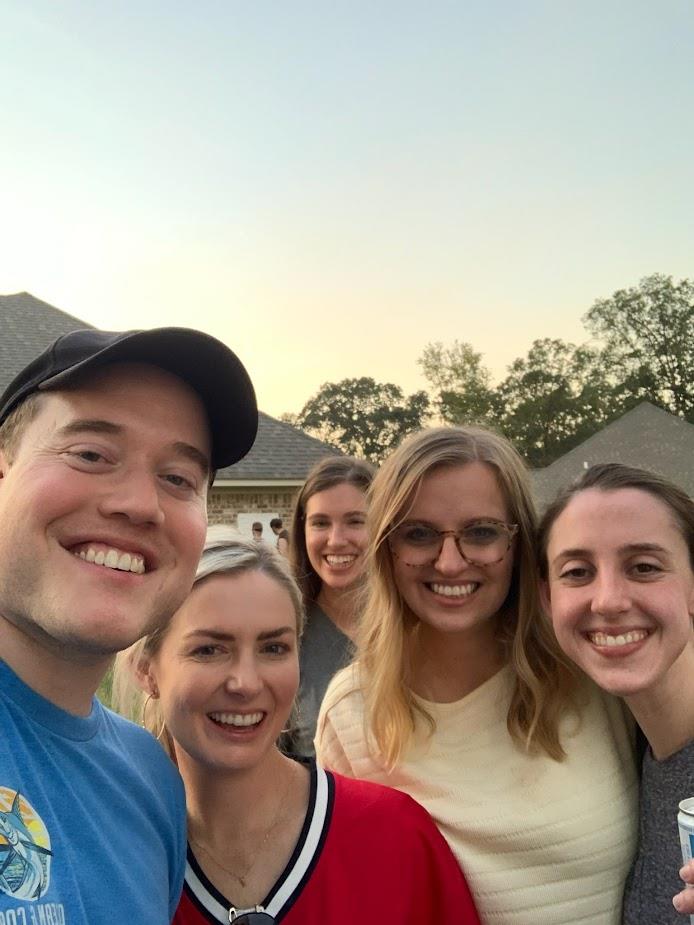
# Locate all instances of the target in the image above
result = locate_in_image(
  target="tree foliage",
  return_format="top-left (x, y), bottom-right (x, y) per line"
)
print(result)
top-left (583, 273), bottom-right (694, 419)
top-left (496, 338), bottom-right (615, 467)
top-left (294, 377), bottom-right (430, 463)
top-left (418, 341), bottom-right (499, 425)
top-left (286, 273), bottom-right (694, 468)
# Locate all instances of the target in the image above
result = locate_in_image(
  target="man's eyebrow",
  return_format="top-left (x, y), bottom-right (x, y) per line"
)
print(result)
top-left (172, 442), bottom-right (210, 477)
top-left (56, 420), bottom-right (210, 475)
top-left (57, 419), bottom-right (123, 437)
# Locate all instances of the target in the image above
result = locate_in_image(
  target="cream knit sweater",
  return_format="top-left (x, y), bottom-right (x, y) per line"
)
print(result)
top-left (316, 664), bottom-right (637, 925)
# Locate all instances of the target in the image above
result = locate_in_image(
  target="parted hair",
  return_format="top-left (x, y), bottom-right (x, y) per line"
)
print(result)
top-left (290, 455), bottom-right (376, 607)
top-left (537, 462), bottom-right (694, 578)
top-left (112, 525), bottom-right (305, 757)
top-left (355, 426), bottom-right (578, 769)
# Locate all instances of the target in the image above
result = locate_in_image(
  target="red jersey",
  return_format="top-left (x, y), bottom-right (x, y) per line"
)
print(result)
top-left (174, 763), bottom-right (479, 925)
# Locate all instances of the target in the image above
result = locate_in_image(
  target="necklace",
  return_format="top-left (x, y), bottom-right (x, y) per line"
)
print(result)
top-left (189, 775), bottom-right (294, 889)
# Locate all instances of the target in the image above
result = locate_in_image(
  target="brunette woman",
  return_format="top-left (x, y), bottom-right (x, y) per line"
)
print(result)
top-left (538, 463), bottom-right (694, 923)
top-left (316, 427), bottom-right (638, 924)
top-left (288, 456), bottom-right (374, 756)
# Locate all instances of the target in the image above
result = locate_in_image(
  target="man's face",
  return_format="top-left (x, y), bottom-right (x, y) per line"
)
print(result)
top-left (0, 363), bottom-right (211, 666)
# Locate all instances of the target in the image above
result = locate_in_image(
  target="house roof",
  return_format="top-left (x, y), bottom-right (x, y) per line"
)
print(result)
top-left (215, 412), bottom-right (342, 481)
top-left (0, 292), bottom-right (340, 481)
top-left (0, 292), bottom-right (92, 396)
top-left (531, 402), bottom-right (694, 508)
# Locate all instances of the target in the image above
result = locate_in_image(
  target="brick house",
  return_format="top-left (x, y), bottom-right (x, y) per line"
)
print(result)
top-left (0, 292), bottom-right (341, 533)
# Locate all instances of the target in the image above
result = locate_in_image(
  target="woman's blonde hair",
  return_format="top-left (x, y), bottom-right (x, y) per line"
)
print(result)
top-left (358, 426), bottom-right (578, 768)
top-left (112, 525), bottom-right (305, 757)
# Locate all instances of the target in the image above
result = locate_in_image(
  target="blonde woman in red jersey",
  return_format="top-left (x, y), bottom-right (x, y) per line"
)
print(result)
top-left (114, 528), bottom-right (480, 925)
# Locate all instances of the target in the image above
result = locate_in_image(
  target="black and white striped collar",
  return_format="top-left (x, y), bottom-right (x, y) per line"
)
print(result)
top-left (184, 761), bottom-right (334, 923)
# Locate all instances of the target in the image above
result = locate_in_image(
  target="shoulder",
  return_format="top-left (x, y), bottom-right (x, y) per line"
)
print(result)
top-left (316, 663), bottom-right (366, 747)
top-left (331, 770), bottom-right (429, 822)
top-left (320, 662), bottom-right (363, 716)
top-left (99, 705), bottom-right (183, 788)
top-left (326, 770), bottom-right (465, 873)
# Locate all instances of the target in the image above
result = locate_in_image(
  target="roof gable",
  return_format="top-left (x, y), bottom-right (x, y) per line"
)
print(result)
top-left (532, 402), bottom-right (694, 507)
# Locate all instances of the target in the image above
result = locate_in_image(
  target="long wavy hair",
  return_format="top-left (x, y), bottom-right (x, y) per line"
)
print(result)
top-left (356, 426), bottom-right (578, 769)
top-left (112, 525), bottom-right (305, 758)
top-left (290, 455), bottom-right (376, 607)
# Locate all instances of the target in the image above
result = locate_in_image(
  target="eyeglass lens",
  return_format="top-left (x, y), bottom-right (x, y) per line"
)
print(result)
top-left (391, 521), bottom-right (513, 566)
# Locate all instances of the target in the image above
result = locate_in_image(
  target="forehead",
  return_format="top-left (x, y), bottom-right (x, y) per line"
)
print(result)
top-left (549, 487), bottom-right (684, 550)
top-left (29, 362), bottom-right (211, 457)
top-left (171, 570), bottom-right (298, 637)
top-left (407, 462), bottom-right (508, 519)
top-left (305, 482), bottom-right (367, 515)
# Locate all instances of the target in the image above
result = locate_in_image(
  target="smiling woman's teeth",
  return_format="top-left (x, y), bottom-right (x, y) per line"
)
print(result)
top-left (209, 712), bottom-right (263, 727)
top-left (588, 630), bottom-right (649, 647)
top-left (430, 583), bottom-right (477, 598)
top-left (326, 555), bottom-right (355, 566)
top-left (75, 547), bottom-right (145, 574)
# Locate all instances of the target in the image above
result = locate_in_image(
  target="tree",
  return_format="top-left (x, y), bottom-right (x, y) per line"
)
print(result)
top-left (292, 377), bottom-right (430, 463)
top-left (418, 341), bottom-right (499, 425)
top-left (497, 338), bottom-right (615, 467)
top-left (584, 273), bottom-right (694, 420)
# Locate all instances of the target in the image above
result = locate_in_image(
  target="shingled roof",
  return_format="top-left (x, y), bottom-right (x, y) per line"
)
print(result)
top-left (215, 413), bottom-right (342, 481)
top-left (0, 292), bottom-right (92, 395)
top-left (532, 402), bottom-right (694, 508)
top-left (0, 292), bottom-right (340, 480)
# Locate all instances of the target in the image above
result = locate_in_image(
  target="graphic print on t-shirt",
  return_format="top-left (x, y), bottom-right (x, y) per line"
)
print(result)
top-left (0, 788), bottom-right (52, 901)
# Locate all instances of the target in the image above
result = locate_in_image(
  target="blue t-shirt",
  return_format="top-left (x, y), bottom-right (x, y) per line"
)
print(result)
top-left (0, 658), bottom-right (186, 924)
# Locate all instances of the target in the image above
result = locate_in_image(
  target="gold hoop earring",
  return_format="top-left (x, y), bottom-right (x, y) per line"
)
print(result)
top-left (142, 693), bottom-right (167, 742)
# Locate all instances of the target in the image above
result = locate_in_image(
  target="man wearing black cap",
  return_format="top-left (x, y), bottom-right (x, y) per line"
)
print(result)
top-left (0, 328), bottom-right (257, 924)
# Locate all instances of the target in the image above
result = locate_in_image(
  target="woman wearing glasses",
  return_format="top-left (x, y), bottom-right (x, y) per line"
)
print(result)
top-left (315, 427), bottom-right (638, 924)
top-left (114, 528), bottom-right (480, 925)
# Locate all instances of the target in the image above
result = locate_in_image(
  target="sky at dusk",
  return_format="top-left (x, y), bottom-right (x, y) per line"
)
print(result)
top-left (1, 1), bottom-right (693, 417)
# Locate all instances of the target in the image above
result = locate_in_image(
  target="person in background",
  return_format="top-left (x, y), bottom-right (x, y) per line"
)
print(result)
top-left (287, 455), bottom-right (375, 757)
top-left (316, 427), bottom-right (638, 925)
top-left (115, 529), bottom-right (481, 925)
top-left (270, 517), bottom-right (290, 557)
top-left (252, 522), bottom-right (263, 541)
top-left (0, 326), bottom-right (257, 923)
top-left (538, 463), bottom-right (694, 923)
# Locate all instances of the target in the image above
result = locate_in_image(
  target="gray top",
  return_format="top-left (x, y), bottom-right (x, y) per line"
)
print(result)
top-left (291, 602), bottom-right (354, 758)
top-left (622, 738), bottom-right (694, 924)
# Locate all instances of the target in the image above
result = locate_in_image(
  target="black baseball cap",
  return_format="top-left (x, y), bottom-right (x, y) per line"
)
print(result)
top-left (0, 327), bottom-right (258, 470)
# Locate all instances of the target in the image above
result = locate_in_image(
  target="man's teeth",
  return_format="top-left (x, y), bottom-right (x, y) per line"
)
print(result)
top-left (75, 547), bottom-right (145, 574)
top-left (326, 555), bottom-right (356, 566)
top-left (430, 583), bottom-right (477, 598)
top-left (210, 712), bottom-right (263, 727)
top-left (588, 630), bottom-right (649, 647)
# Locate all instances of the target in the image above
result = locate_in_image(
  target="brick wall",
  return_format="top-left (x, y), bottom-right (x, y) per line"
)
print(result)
top-left (207, 486), bottom-right (301, 529)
